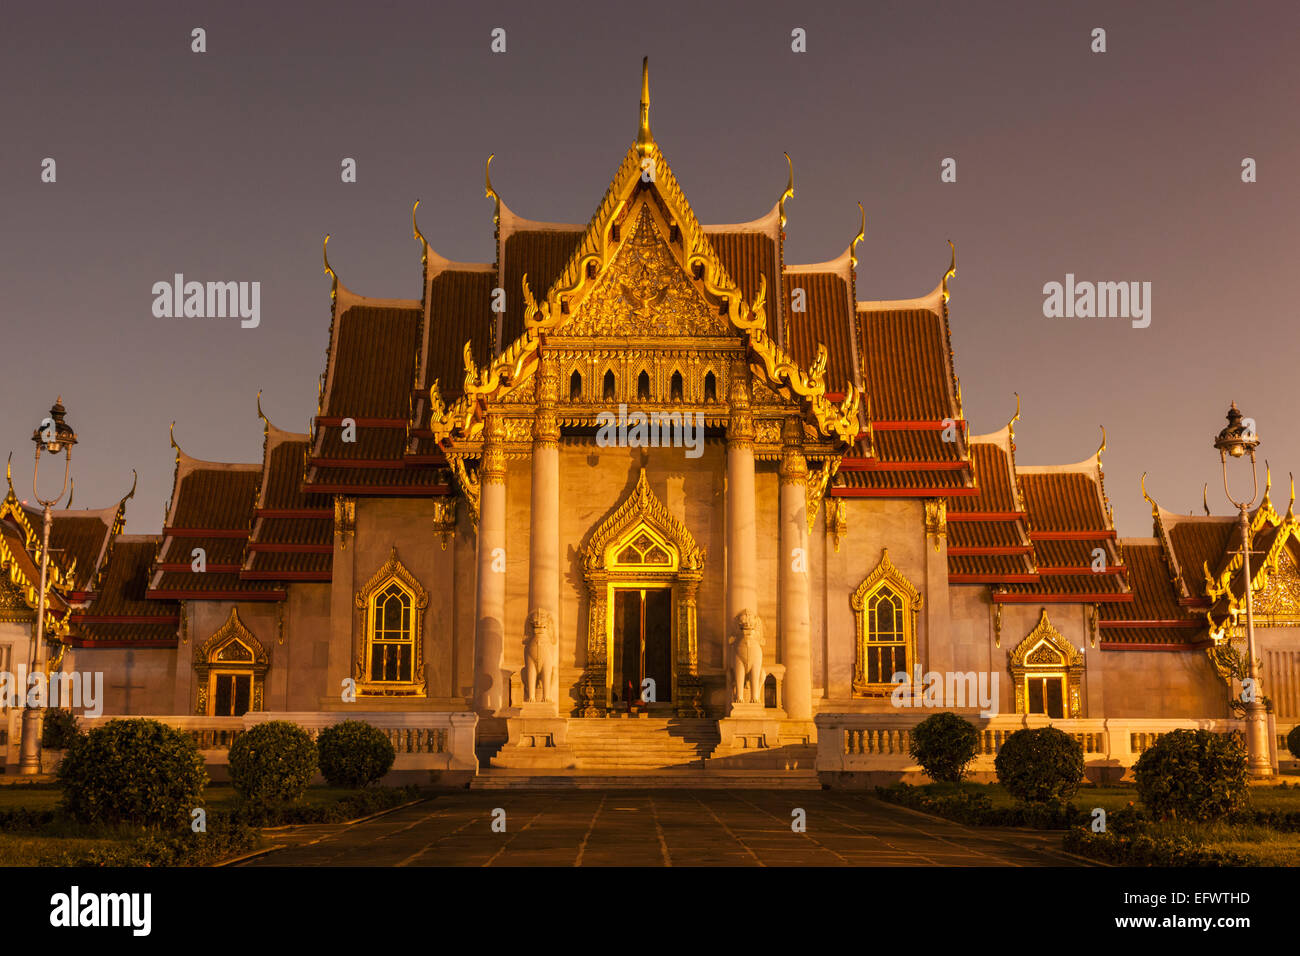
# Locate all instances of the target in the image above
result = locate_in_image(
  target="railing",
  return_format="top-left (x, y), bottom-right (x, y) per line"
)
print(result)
top-left (816, 713), bottom-right (1253, 778)
top-left (4, 710), bottom-right (478, 774)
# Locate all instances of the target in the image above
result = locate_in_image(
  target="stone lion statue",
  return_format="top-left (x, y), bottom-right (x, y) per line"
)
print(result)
top-left (729, 608), bottom-right (765, 704)
top-left (523, 607), bottom-right (557, 703)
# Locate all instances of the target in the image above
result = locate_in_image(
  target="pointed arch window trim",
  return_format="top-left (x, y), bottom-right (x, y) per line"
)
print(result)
top-left (354, 547), bottom-right (428, 697)
top-left (1009, 608), bottom-right (1084, 717)
top-left (850, 549), bottom-right (922, 697)
top-left (193, 607), bottom-right (269, 716)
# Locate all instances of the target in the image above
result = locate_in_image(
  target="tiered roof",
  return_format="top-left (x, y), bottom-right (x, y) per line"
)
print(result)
top-left (243, 411), bottom-right (333, 582)
top-left (146, 431), bottom-right (278, 601)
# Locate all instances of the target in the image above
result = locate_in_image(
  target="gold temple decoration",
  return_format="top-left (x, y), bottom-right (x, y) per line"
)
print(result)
top-left (849, 202), bottom-right (866, 270)
top-left (1088, 604), bottom-right (1099, 648)
top-left (581, 469), bottom-right (704, 717)
top-left (825, 496), bottom-right (847, 551)
top-left (851, 549), bottom-right (922, 697)
top-left (941, 239), bottom-right (956, 304)
top-left (353, 546), bottom-right (428, 697)
top-left (322, 234), bottom-right (338, 302)
top-left (779, 152), bottom-right (794, 230)
top-left (992, 600), bottom-right (1002, 648)
top-left (334, 495), bottom-right (355, 550)
top-left (194, 607), bottom-right (269, 716)
top-left (924, 499), bottom-right (947, 552)
top-left (449, 456), bottom-right (480, 529)
top-left (1008, 608), bottom-right (1083, 718)
top-left (426, 59), bottom-right (859, 453)
top-left (485, 154), bottom-right (501, 228)
top-left (431, 498), bottom-right (457, 550)
top-left (412, 199), bottom-right (428, 267)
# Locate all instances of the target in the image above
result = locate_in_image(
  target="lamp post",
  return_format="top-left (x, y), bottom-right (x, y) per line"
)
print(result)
top-left (17, 398), bottom-right (77, 776)
top-left (1212, 401), bottom-right (1272, 779)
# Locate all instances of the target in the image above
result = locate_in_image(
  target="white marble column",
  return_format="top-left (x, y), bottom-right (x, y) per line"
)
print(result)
top-left (726, 367), bottom-right (759, 708)
top-left (526, 356), bottom-right (561, 708)
top-left (779, 417), bottom-right (813, 720)
top-left (473, 413), bottom-right (507, 712)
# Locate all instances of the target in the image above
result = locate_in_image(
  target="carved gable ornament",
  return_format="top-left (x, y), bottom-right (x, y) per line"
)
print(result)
top-left (1252, 541), bottom-right (1300, 624)
top-left (567, 205), bottom-right (731, 338)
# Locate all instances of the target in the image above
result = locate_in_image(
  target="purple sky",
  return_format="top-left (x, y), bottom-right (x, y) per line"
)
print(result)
top-left (3, 0), bottom-right (1297, 534)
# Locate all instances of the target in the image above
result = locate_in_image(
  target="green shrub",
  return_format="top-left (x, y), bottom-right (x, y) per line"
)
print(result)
top-left (1134, 729), bottom-right (1248, 822)
top-left (58, 719), bottom-right (207, 828)
top-left (1287, 725), bottom-right (1300, 761)
top-left (908, 712), bottom-right (979, 783)
top-left (994, 727), bottom-right (1084, 803)
top-left (316, 721), bottom-right (395, 788)
top-left (228, 720), bottom-right (318, 808)
top-left (40, 708), bottom-right (81, 750)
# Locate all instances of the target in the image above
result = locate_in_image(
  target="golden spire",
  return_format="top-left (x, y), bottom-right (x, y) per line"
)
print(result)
top-left (1288, 472), bottom-right (1296, 520)
top-left (169, 421), bottom-right (183, 464)
top-left (412, 199), bottom-right (428, 267)
top-left (4, 452), bottom-right (12, 499)
top-left (322, 234), bottom-right (338, 302)
top-left (1007, 391), bottom-right (1021, 440)
top-left (484, 154), bottom-right (500, 228)
top-left (636, 57), bottom-right (653, 156)
top-left (256, 388), bottom-right (274, 437)
top-left (941, 240), bottom-right (956, 303)
top-left (119, 469), bottom-right (137, 506)
top-left (1141, 471), bottom-right (1158, 521)
top-left (779, 152), bottom-right (794, 230)
top-left (1095, 425), bottom-right (1107, 462)
top-left (849, 202), bottom-right (866, 269)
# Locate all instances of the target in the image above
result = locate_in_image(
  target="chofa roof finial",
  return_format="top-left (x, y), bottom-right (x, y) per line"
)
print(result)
top-left (779, 152), bottom-right (794, 230)
top-left (322, 234), bottom-right (338, 302)
top-left (636, 57), bottom-right (653, 156)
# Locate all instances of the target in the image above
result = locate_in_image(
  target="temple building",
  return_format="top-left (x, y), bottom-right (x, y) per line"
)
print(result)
top-left (3, 62), bottom-right (1296, 780)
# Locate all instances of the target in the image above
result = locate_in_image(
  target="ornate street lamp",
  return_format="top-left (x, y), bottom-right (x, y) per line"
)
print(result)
top-left (17, 398), bottom-right (77, 775)
top-left (1212, 401), bottom-right (1272, 778)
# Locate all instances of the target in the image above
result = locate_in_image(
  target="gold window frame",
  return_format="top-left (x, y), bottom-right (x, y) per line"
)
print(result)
top-left (354, 547), bottom-right (428, 697)
top-left (851, 549), bottom-right (922, 697)
top-left (1009, 609), bottom-right (1084, 717)
top-left (194, 607), bottom-right (268, 715)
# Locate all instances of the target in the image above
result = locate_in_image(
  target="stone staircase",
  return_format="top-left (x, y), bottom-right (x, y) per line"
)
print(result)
top-left (565, 717), bottom-right (719, 770)
top-left (470, 716), bottom-right (822, 789)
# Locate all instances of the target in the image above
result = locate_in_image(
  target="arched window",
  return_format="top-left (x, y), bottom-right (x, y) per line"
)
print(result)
top-left (637, 370), bottom-right (651, 402)
top-left (603, 369), bottom-right (616, 402)
top-left (670, 371), bottom-right (684, 401)
top-left (370, 581), bottom-right (414, 682)
top-left (703, 371), bottom-right (717, 403)
top-left (354, 547), bottom-right (428, 696)
top-left (850, 549), bottom-right (923, 696)
top-left (1009, 609), bottom-right (1083, 718)
top-left (194, 607), bottom-right (269, 716)
top-left (570, 370), bottom-right (583, 401)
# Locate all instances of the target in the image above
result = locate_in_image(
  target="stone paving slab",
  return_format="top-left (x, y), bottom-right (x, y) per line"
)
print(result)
top-left (236, 790), bottom-right (1092, 867)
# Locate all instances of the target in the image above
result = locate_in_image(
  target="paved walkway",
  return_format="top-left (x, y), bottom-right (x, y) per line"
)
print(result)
top-left (237, 791), bottom-right (1090, 867)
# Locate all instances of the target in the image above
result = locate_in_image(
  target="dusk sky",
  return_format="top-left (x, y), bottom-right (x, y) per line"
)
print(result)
top-left (3, 0), bottom-right (1296, 535)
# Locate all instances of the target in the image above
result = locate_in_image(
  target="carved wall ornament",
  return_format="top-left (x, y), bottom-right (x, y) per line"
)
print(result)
top-left (925, 499), bottom-right (947, 552)
top-left (334, 496), bottom-right (356, 550)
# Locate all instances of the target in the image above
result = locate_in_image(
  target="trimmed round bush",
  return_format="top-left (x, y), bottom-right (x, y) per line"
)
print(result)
top-left (1287, 725), bottom-right (1300, 761)
top-left (41, 708), bottom-right (81, 750)
top-left (316, 721), bottom-right (395, 788)
top-left (908, 712), bottom-right (979, 783)
top-left (228, 720), bottom-right (318, 807)
top-left (1134, 728), bottom-right (1248, 822)
top-left (994, 727), bottom-right (1084, 803)
top-left (58, 719), bottom-right (207, 828)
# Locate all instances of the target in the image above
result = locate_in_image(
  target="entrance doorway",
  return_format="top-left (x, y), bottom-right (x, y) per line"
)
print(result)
top-left (611, 586), bottom-right (672, 708)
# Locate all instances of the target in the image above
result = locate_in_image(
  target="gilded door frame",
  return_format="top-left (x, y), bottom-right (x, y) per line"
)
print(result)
top-left (580, 470), bottom-right (705, 718)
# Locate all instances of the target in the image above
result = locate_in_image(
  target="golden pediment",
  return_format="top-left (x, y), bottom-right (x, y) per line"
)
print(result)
top-left (566, 206), bottom-right (731, 338)
top-left (1254, 546), bottom-right (1300, 621)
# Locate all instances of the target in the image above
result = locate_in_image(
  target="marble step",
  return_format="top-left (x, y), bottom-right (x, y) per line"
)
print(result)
top-left (469, 768), bottom-right (821, 790)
